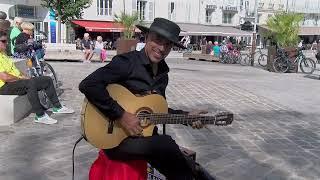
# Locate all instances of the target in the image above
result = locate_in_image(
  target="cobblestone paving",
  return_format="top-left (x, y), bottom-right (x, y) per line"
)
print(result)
top-left (0, 59), bottom-right (320, 180)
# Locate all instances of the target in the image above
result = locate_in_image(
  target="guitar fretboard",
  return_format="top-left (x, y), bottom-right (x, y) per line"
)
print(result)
top-left (137, 113), bottom-right (232, 125)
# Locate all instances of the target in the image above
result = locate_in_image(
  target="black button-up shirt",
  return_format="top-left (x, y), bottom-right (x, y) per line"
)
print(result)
top-left (79, 49), bottom-right (187, 120)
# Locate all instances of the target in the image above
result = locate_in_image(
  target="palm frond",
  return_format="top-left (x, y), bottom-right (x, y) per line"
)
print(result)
top-left (114, 12), bottom-right (140, 39)
top-left (266, 12), bottom-right (303, 47)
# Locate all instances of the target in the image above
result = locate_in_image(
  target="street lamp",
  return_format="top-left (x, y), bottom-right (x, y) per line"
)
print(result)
top-left (251, 0), bottom-right (259, 66)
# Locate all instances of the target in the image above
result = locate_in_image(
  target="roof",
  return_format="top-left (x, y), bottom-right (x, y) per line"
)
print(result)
top-left (140, 22), bottom-right (253, 36)
top-left (259, 25), bottom-right (320, 36)
top-left (299, 27), bottom-right (320, 35)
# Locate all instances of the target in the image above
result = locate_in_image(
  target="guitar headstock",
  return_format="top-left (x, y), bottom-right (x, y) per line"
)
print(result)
top-left (214, 111), bottom-right (233, 126)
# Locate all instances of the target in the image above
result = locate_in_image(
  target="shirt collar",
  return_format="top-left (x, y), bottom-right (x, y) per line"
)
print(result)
top-left (138, 48), bottom-right (170, 74)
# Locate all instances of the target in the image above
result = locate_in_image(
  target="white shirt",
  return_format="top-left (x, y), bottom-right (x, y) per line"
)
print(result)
top-left (95, 41), bottom-right (104, 50)
top-left (136, 42), bottom-right (146, 51)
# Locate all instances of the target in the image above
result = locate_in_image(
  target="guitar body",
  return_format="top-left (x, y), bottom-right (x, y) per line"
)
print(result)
top-left (81, 84), bottom-right (168, 149)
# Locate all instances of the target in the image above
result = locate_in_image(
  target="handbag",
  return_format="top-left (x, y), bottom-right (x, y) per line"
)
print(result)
top-left (100, 49), bottom-right (107, 62)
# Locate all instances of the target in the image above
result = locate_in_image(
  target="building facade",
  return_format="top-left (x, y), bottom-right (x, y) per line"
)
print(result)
top-left (82, 0), bottom-right (242, 26)
top-left (0, 0), bottom-right (69, 43)
top-left (1, 0), bottom-right (320, 44)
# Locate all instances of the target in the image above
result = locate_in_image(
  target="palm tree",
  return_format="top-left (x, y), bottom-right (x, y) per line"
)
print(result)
top-left (114, 12), bottom-right (140, 39)
top-left (266, 12), bottom-right (303, 47)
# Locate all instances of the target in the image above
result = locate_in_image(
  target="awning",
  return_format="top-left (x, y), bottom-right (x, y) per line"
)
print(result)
top-left (177, 23), bottom-right (253, 36)
top-left (299, 27), bottom-right (320, 35)
top-left (259, 25), bottom-right (320, 36)
top-left (140, 23), bottom-right (253, 36)
top-left (72, 20), bottom-right (124, 32)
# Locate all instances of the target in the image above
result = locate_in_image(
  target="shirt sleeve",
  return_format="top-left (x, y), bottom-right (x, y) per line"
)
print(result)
top-left (79, 55), bottom-right (133, 120)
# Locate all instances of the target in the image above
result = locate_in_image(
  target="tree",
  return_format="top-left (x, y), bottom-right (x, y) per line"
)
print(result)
top-left (41, 0), bottom-right (92, 43)
top-left (114, 12), bottom-right (140, 39)
top-left (266, 12), bottom-right (303, 47)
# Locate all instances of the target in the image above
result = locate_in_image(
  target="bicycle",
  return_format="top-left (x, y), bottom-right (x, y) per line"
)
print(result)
top-left (22, 32), bottom-right (59, 109)
top-left (241, 48), bottom-right (268, 67)
top-left (273, 48), bottom-right (316, 74)
top-left (178, 44), bottom-right (193, 53)
top-left (219, 49), bottom-right (241, 64)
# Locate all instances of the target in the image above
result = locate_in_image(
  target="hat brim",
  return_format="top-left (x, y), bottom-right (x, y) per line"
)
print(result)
top-left (136, 25), bottom-right (186, 49)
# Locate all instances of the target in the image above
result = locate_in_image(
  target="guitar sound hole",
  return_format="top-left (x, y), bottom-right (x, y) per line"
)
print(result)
top-left (137, 110), bottom-right (151, 119)
top-left (137, 110), bottom-right (152, 127)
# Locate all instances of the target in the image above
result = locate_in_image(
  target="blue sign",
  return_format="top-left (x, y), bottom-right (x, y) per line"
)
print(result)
top-left (50, 21), bottom-right (56, 43)
top-left (49, 8), bottom-right (56, 43)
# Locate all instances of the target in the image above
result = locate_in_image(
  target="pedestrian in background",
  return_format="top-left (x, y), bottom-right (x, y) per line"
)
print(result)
top-left (75, 37), bottom-right (82, 50)
top-left (135, 36), bottom-right (145, 51)
top-left (13, 22), bottom-right (34, 58)
top-left (213, 41), bottom-right (220, 57)
top-left (9, 17), bottom-right (23, 56)
top-left (81, 33), bottom-right (94, 63)
top-left (94, 36), bottom-right (106, 62)
top-left (206, 41), bottom-right (213, 54)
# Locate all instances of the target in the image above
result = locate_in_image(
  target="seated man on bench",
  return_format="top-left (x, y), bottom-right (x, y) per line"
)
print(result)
top-left (0, 30), bottom-right (74, 125)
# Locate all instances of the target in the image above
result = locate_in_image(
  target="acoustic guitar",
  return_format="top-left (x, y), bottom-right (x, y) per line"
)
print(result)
top-left (81, 84), bottom-right (233, 149)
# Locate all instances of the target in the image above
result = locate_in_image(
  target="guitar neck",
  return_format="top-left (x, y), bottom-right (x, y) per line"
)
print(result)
top-left (138, 113), bottom-right (232, 125)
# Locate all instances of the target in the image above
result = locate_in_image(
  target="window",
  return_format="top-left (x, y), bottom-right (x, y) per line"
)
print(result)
top-left (268, 3), bottom-right (274, 9)
top-left (205, 9), bottom-right (213, 23)
top-left (223, 12), bottom-right (233, 24)
top-left (258, 3), bottom-right (264, 9)
top-left (149, 2), bottom-right (154, 20)
top-left (137, 0), bottom-right (147, 20)
top-left (279, 4), bottom-right (284, 9)
top-left (169, 2), bottom-right (175, 20)
top-left (245, 1), bottom-right (249, 9)
top-left (16, 5), bottom-right (36, 18)
top-left (97, 0), bottom-right (112, 16)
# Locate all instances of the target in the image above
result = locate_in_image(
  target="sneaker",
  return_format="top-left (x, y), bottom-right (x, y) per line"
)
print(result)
top-left (52, 106), bottom-right (74, 114)
top-left (34, 113), bottom-right (57, 125)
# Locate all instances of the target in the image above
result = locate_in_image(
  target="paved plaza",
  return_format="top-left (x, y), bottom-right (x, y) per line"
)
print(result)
top-left (0, 57), bottom-right (320, 180)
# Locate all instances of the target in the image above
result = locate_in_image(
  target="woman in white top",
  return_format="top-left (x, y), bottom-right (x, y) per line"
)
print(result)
top-left (94, 36), bottom-right (106, 62)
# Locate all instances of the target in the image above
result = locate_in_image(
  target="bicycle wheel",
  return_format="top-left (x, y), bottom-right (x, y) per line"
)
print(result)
top-left (239, 54), bottom-right (248, 66)
top-left (273, 57), bottom-right (289, 73)
top-left (258, 54), bottom-right (268, 67)
top-left (43, 61), bottom-right (58, 88)
top-left (300, 58), bottom-right (316, 74)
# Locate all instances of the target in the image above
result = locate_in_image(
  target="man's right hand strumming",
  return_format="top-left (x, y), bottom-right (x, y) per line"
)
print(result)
top-left (119, 111), bottom-right (143, 136)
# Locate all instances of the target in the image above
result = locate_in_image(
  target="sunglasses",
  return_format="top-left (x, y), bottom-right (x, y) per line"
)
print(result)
top-left (0, 39), bottom-right (7, 44)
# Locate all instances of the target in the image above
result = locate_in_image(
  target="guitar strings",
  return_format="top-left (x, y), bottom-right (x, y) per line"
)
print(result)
top-left (137, 112), bottom-right (231, 125)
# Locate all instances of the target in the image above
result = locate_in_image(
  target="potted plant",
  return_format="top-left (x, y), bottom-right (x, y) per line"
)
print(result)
top-left (114, 12), bottom-right (140, 54)
top-left (265, 12), bottom-right (303, 72)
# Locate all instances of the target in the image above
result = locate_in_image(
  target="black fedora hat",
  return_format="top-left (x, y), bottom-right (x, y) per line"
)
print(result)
top-left (136, 18), bottom-right (186, 49)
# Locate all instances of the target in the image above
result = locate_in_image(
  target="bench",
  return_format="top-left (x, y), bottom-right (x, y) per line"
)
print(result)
top-left (45, 49), bottom-right (115, 62)
top-left (44, 43), bottom-right (76, 52)
top-left (0, 58), bottom-right (32, 126)
top-left (183, 52), bottom-right (219, 62)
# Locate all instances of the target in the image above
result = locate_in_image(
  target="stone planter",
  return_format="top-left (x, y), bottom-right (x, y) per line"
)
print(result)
top-left (267, 46), bottom-right (277, 72)
top-left (116, 39), bottom-right (138, 55)
top-left (267, 46), bottom-right (298, 73)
